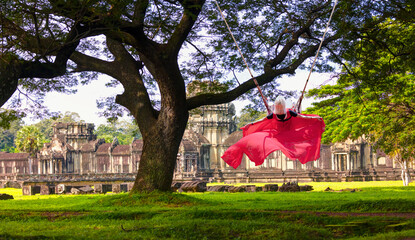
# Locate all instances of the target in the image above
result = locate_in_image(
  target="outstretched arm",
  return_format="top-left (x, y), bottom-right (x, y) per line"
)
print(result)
top-left (297, 113), bottom-right (323, 121)
top-left (289, 109), bottom-right (322, 121)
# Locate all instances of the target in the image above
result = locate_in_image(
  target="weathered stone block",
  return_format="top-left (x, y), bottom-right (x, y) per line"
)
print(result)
top-left (93, 184), bottom-right (113, 194)
top-left (94, 184), bottom-right (103, 194)
top-left (22, 185), bottom-right (41, 195)
top-left (178, 181), bottom-right (207, 192)
top-left (263, 184), bottom-right (279, 192)
top-left (78, 186), bottom-right (94, 194)
top-left (5, 181), bottom-right (22, 188)
top-left (112, 184), bottom-right (121, 193)
top-left (127, 182), bottom-right (134, 192)
top-left (71, 187), bottom-right (81, 194)
top-left (278, 182), bottom-right (299, 192)
top-left (56, 184), bottom-right (71, 194)
top-left (207, 185), bottom-right (229, 192)
top-left (171, 182), bottom-right (183, 192)
top-left (228, 186), bottom-right (246, 193)
top-left (40, 185), bottom-right (55, 195)
top-left (245, 185), bottom-right (256, 192)
top-left (22, 186), bottom-right (32, 195)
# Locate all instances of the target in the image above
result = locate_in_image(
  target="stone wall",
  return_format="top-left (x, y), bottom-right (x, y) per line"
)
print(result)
top-left (1, 107), bottom-right (414, 185)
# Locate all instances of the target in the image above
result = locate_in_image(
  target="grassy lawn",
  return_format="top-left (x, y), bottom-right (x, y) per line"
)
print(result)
top-left (0, 181), bottom-right (414, 239)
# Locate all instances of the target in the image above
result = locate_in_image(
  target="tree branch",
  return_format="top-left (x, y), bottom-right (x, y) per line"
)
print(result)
top-left (70, 52), bottom-right (114, 75)
top-left (186, 31), bottom-right (339, 111)
top-left (133, 0), bottom-right (150, 25)
top-left (186, 67), bottom-right (293, 110)
top-left (105, 37), bottom-right (157, 126)
top-left (166, 0), bottom-right (205, 56)
top-left (265, 16), bottom-right (319, 72)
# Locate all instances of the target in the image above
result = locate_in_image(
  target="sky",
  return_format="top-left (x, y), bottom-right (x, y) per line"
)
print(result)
top-left (20, 70), bottom-right (333, 126)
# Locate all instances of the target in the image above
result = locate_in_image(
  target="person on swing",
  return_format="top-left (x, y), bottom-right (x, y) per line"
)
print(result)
top-left (267, 96), bottom-right (323, 121)
top-left (221, 96), bottom-right (325, 169)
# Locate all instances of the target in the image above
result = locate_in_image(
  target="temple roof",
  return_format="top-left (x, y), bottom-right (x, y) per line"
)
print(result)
top-left (195, 132), bottom-right (210, 144)
top-left (112, 145), bottom-right (131, 155)
top-left (0, 152), bottom-right (30, 161)
top-left (181, 139), bottom-right (197, 152)
top-left (80, 142), bottom-right (95, 152)
top-left (183, 129), bottom-right (210, 145)
top-left (96, 143), bottom-right (112, 155)
top-left (132, 139), bottom-right (143, 151)
top-left (223, 130), bottom-right (243, 146)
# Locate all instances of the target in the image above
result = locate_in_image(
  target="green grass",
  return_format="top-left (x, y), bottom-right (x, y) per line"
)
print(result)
top-left (0, 181), bottom-right (414, 239)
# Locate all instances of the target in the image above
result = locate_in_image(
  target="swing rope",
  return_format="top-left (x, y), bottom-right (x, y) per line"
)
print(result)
top-left (213, 0), bottom-right (271, 114)
top-left (295, 0), bottom-right (338, 112)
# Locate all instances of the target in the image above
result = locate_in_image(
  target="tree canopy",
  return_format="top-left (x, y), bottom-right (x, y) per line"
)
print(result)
top-left (0, 118), bottom-right (23, 152)
top-left (1, 0), bottom-right (413, 191)
top-left (95, 119), bottom-right (141, 145)
top-left (307, 18), bottom-right (415, 159)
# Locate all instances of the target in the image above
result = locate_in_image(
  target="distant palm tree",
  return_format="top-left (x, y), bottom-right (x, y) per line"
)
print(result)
top-left (15, 126), bottom-right (45, 156)
top-left (15, 126), bottom-right (45, 174)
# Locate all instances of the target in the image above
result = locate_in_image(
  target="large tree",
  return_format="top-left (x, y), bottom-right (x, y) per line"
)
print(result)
top-left (1, 0), bottom-right (410, 191)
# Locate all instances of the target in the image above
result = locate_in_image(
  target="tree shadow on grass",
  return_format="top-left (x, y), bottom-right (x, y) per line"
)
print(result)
top-left (95, 191), bottom-right (210, 208)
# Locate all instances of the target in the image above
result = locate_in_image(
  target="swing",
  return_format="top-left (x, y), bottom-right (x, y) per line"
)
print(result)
top-left (215, 0), bottom-right (337, 169)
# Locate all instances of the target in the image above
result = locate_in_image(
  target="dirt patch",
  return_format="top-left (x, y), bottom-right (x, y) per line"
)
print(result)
top-left (279, 210), bottom-right (415, 219)
top-left (26, 211), bottom-right (89, 221)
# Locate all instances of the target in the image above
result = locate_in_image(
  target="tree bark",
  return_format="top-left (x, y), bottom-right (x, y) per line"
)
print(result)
top-left (131, 108), bottom-right (188, 192)
top-left (402, 160), bottom-right (411, 186)
top-left (129, 56), bottom-right (189, 192)
top-left (0, 58), bottom-right (20, 106)
top-left (399, 160), bottom-right (411, 186)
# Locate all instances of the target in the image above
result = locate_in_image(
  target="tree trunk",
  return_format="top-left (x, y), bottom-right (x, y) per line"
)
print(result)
top-left (403, 160), bottom-right (411, 186)
top-left (399, 160), bottom-right (411, 186)
top-left (131, 108), bottom-right (189, 193)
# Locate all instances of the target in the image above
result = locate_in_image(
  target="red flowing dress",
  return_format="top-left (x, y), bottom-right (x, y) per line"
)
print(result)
top-left (221, 110), bottom-right (325, 169)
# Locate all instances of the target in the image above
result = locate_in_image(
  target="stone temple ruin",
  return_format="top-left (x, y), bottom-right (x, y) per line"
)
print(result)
top-left (0, 102), bottom-right (413, 194)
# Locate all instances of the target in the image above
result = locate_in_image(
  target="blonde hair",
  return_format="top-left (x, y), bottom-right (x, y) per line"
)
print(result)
top-left (273, 96), bottom-right (286, 114)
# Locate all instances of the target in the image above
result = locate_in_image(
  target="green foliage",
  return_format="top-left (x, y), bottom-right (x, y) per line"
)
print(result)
top-left (236, 107), bottom-right (266, 129)
top-left (14, 125), bottom-right (45, 156)
top-left (0, 118), bottom-right (23, 152)
top-left (0, 109), bottom-right (24, 129)
top-left (0, 111), bottom-right (83, 152)
top-left (95, 119), bottom-right (141, 145)
top-left (307, 19), bottom-right (415, 160)
top-left (186, 80), bottom-right (231, 96)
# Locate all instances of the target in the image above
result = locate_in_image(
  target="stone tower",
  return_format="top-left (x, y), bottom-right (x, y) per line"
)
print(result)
top-left (52, 122), bottom-right (96, 150)
top-left (188, 103), bottom-right (237, 169)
